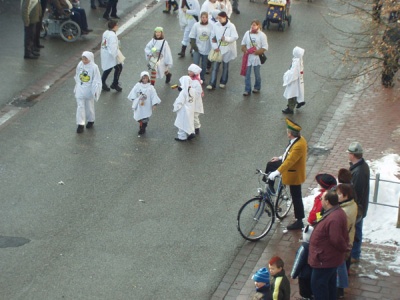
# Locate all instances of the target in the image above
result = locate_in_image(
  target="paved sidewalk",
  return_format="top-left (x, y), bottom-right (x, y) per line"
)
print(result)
top-left (211, 74), bottom-right (400, 299)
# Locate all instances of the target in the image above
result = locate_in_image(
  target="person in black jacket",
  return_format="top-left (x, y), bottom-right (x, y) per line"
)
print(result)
top-left (347, 141), bottom-right (370, 263)
top-left (268, 256), bottom-right (290, 300)
top-left (291, 225), bottom-right (313, 300)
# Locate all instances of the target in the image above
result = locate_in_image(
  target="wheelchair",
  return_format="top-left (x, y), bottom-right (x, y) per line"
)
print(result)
top-left (40, 8), bottom-right (81, 42)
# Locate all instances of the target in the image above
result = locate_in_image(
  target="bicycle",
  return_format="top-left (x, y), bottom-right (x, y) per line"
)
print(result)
top-left (237, 169), bottom-right (293, 241)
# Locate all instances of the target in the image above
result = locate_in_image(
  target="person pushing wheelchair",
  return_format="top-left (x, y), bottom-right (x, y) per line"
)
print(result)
top-left (262, 118), bottom-right (307, 230)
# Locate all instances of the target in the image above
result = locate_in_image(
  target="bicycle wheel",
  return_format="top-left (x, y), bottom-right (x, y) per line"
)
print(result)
top-left (275, 184), bottom-right (293, 220)
top-left (237, 197), bottom-right (275, 241)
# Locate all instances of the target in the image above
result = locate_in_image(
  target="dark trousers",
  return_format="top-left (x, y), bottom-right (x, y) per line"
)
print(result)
top-left (71, 8), bottom-right (89, 31)
top-left (311, 267), bottom-right (337, 300)
top-left (24, 24), bottom-right (36, 55)
top-left (298, 277), bottom-right (312, 298)
top-left (104, 0), bottom-right (118, 17)
top-left (102, 64), bottom-right (123, 85)
top-left (264, 160), bottom-right (305, 219)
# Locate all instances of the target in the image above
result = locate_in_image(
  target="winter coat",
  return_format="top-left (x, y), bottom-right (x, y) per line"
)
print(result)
top-left (291, 242), bottom-right (312, 280)
top-left (210, 20), bottom-right (238, 63)
top-left (283, 46), bottom-right (305, 102)
top-left (307, 190), bottom-right (325, 225)
top-left (74, 51), bottom-right (102, 101)
top-left (340, 198), bottom-right (357, 248)
top-left (21, 0), bottom-right (41, 26)
top-left (127, 82), bottom-right (161, 122)
top-left (241, 30), bottom-right (268, 67)
top-left (144, 39), bottom-right (173, 79)
top-left (173, 76), bottom-right (195, 135)
top-left (101, 29), bottom-right (119, 71)
top-left (277, 136), bottom-right (307, 186)
top-left (270, 269), bottom-right (290, 300)
top-left (350, 158), bottom-right (370, 218)
top-left (189, 22), bottom-right (213, 55)
top-left (308, 206), bottom-right (350, 268)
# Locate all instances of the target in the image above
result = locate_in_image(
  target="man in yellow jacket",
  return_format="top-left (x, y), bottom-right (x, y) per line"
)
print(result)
top-left (265, 118), bottom-right (307, 230)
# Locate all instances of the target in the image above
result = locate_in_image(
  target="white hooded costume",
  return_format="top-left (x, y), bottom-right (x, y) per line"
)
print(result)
top-left (283, 46), bottom-right (305, 104)
top-left (188, 64), bottom-right (204, 130)
top-left (173, 76), bottom-right (195, 139)
top-left (74, 51), bottom-right (102, 125)
top-left (127, 71), bottom-right (161, 122)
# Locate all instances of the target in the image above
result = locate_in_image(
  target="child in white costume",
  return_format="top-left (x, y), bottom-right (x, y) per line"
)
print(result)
top-left (173, 76), bottom-right (196, 142)
top-left (127, 71), bottom-right (161, 135)
top-left (74, 51), bottom-right (102, 134)
top-left (282, 46), bottom-right (305, 114)
top-left (187, 64), bottom-right (204, 135)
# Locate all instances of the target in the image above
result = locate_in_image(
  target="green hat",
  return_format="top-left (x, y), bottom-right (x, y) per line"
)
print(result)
top-left (286, 118), bottom-right (302, 132)
top-left (154, 26), bottom-right (163, 32)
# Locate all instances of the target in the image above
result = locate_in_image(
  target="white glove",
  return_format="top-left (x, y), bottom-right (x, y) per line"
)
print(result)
top-left (268, 170), bottom-right (280, 181)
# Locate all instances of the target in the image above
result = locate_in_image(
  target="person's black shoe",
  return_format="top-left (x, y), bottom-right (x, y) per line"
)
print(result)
top-left (32, 51), bottom-right (40, 56)
top-left (337, 287), bottom-right (344, 299)
top-left (37, 44), bottom-right (45, 48)
top-left (162, 9), bottom-right (170, 13)
top-left (77, 125), bottom-right (84, 133)
top-left (24, 53), bottom-right (38, 59)
top-left (175, 138), bottom-right (187, 142)
top-left (187, 133), bottom-right (196, 140)
top-left (102, 84), bottom-right (110, 91)
top-left (287, 219), bottom-right (304, 230)
top-left (282, 107), bottom-right (294, 114)
top-left (110, 15), bottom-right (120, 19)
top-left (86, 122), bottom-right (94, 129)
top-left (110, 83), bottom-right (122, 92)
top-left (103, 15), bottom-right (110, 20)
top-left (165, 73), bottom-right (172, 84)
top-left (296, 102), bottom-right (306, 109)
top-left (195, 128), bottom-right (200, 134)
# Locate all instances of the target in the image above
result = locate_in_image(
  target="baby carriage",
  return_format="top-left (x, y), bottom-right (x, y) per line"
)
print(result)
top-left (262, 0), bottom-right (292, 31)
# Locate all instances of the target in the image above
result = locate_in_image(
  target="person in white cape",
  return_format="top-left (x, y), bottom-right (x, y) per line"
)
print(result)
top-left (177, 0), bottom-right (200, 58)
top-left (127, 71), bottom-right (161, 136)
top-left (187, 64), bottom-right (204, 135)
top-left (74, 51), bottom-right (102, 134)
top-left (282, 46), bottom-right (305, 115)
top-left (173, 76), bottom-right (196, 141)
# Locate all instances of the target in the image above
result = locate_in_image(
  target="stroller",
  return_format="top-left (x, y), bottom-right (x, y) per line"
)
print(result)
top-left (262, 0), bottom-right (292, 31)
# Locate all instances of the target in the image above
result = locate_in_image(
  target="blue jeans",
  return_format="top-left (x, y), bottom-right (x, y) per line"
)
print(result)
top-left (192, 51), bottom-right (208, 82)
top-left (311, 267), bottom-right (337, 300)
top-left (209, 61), bottom-right (229, 87)
top-left (244, 65), bottom-right (261, 93)
top-left (351, 218), bottom-right (363, 259)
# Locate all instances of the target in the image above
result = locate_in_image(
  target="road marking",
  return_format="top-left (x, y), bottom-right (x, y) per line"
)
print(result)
top-left (117, 1), bottom-right (158, 36)
top-left (0, 107), bottom-right (21, 127)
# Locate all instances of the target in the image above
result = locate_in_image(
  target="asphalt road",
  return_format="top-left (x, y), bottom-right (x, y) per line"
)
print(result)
top-left (0, 0), bottom-right (350, 299)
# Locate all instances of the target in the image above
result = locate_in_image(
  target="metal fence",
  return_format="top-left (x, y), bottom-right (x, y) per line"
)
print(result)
top-left (370, 173), bottom-right (400, 209)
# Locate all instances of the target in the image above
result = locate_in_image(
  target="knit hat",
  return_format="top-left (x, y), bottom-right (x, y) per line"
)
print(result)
top-left (347, 141), bottom-right (363, 154)
top-left (302, 225), bottom-right (314, 243)
top-left (285, 118), bottom-right (302, 132)
top-left (140, 71), bottom-right (150, 78)
top-left (315, 173), bottom-right (337, 190)
top-left (252, 267), bottom-right (270, 285)
top-left (188, 64), bottom-right (202, 75)
top-left (154, 26), bottom-right (163, 32)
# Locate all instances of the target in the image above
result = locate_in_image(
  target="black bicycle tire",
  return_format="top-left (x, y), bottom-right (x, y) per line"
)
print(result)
top-left (275, 184), bottom-right (293, 220)
top-left (237, 197), bottom-right (275, 241)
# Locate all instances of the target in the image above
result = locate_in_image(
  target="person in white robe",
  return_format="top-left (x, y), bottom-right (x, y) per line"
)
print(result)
top-left (206, 11), bottom-right (238, 90)
top-left (144, 27), bottom-right (173, 86)
top-left (188, 64), bottom-right (204, 135)
top-left (282, 46), bottom-right (305, 114)
top-left (74, 51), bottom-right (102, 133)
top-left (173, 76), bottom-right (196, 141)
top-left (217, 0), bottom-right (232, 17)
top-left (127, 71), bottom-right (161, 136)
top-left (100, 20), bottom-right (124, 92)
top-left (177, 0), bottom-right (200, 58)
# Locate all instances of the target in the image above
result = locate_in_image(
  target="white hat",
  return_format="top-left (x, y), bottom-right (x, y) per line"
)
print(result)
top-left (140, 71), bottom-right (150, 78)
top-left (188, 64), bottom-right (202, 75)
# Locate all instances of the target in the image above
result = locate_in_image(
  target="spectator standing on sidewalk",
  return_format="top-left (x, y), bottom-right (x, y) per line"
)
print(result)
top-left (347, 141), bottom-right (370, 263)
top-left (268, 256), bottom-right (290, 300)
top-left (265, 118), bottom-right (307, 230)
top-left (101, 20), bottom-right (123, 92)
top-left (240, 19), bottom-right (268, 96)
top-left (381, 24), bottom-right (400, 88)
top-left (74, 51), bottom-right (102, 133)
top-left (21, 0), bottom-right (42, 59)
top-left (144, 27), bottom-right (173, 86)
top-left (282, 46), bottom-right (305, 114)
top-left (189, 12), bottom-right (213, 82)
top-left (308, 190), bottom-right (349, 300)
top-left (103, 0), bottom-right (119, 20)
top-left (127, 71), bottom-right (161, 136)
top-left (35, 0), bottom-right (46, 50)
top-left (206, 11), bottom-right (238, 90)
top-left (251, 267), bottom-right (271, 300)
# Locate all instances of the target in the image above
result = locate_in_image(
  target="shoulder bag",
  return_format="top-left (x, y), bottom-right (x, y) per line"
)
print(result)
top-left (249, 32), bottom-right (267, 64)
top-left (208, 28), bottom-right (227, 62)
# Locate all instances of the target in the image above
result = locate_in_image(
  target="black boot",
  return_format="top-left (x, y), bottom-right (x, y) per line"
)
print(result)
top-left (172, 1), bottom-right (178, 11)
top-left (178, 45), bottom-right (187, 58)
top-left (77, 125), bottom-right (84, 133)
